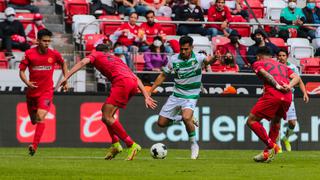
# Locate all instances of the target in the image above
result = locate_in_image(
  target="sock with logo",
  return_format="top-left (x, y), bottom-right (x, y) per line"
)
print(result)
top-left (111, 120), bottom-right (133, 147)
top-left (32, 122), bottom-right (45, 150)
top-left (189, 131), bottom-right (197, 145)
top-left (106, 125), bottom-right (120, 144)
top-left (269, 123), bottom-right (280, 143)
top-left (249, 121), bottom-right (274, 149)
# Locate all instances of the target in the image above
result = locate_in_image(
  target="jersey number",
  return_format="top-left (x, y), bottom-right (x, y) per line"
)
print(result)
top-left (264, 62), bottom-right (288, 78)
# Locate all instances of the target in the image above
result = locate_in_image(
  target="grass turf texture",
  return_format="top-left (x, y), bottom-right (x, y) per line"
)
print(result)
top-left (0, 148), bottom-right (319, 179)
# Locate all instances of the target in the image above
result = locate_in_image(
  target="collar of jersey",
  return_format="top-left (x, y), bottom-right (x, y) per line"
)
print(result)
top-left (178, 51), bottom-right (195, 61)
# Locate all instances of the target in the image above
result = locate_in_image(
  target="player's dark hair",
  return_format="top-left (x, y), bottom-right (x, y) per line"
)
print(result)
top-left (37, 29), bottom-right (53, 40)
top-left (179, 36), bottom-right (193, 46)
top-left (278, 48), bottom-right (288, 56)
top-left (96, 44), bottom-right (110, 52)
top-left (129, 12), bottom-right (138, 18)
top-left (256, 46), bottom-right (272, 57)
top-left (145, 10), bottom-right (155, 17)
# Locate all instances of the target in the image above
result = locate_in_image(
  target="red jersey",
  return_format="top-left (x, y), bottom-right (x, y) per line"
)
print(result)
top-left (19, 47), bottom-right (64, 97)
top-left (140, 22), bottom-right (164, 44)
top-left (207, 5), bottom-right (232, 30)
top-left (116, 23), bottom-right (140, 46)
top-left (9, 0), bottom-right (31, 5)
top-left (253, 59), bottom-right (294, 102)
top-left (87, 51), bottom-right (137, 83)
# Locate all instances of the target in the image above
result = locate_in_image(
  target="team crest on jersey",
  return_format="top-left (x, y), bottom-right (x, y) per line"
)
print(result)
top-left (48, 57), bottom-right (53, 63)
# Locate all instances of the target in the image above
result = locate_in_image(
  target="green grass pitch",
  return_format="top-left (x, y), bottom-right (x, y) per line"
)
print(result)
top-left (0, 148), bottom-right (319, 179)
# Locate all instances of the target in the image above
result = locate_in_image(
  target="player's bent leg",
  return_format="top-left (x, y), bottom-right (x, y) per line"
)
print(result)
top-left (29, 109), bottom-right (48, 156)
top-left (126, 142), bottom-right (142, 161)
top-left (157, 116), bottom-right (172, 128)
top-left (182, 109), bottom-right (199, 159)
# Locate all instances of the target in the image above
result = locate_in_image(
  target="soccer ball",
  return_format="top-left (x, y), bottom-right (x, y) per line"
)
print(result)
top-left (150, 143), bottom-right (167, 159)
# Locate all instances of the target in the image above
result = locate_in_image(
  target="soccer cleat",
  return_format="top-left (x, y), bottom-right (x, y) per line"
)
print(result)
top-left (28, 144), bottom-right (36, 156)
top-left (265, 144), bottom-right (280, 163)
top-left (253, 144), bottom-right (280, 163)
top-left (104, 142), bottom-right (123, 160)
top-left (282, 137), bottom-right (292, 152)
top-left (278, 146), bottom-right (283, 154)
top-left (192, 116), bottom-right (199, 127)
top-left (191, 143), bottom-right (199, 160)
top-left (126, 143), bottom-right (141, 161)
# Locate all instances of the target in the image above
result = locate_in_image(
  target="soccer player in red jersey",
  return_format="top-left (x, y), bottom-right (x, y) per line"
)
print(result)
top-left (59, 44), bottom-right (157, 160)
top-left (246, 47), bottom-right (301, 162)
top-left (19, 29), bottom-right (69, 156)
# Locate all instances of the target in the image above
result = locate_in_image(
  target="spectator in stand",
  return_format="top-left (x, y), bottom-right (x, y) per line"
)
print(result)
top-left (145, 0), bottom-right (172, 17)
top-left (247, 28), bottom-right (279, 64)
top-left (25, 13), bottom-right (46, 46)
top-left (0, 7), bottom-right (30, 57)
top-left (116, 0), bottom-right (150, 16)
top-left (170, 0), bottom-right (186, 16)
top-left (143, 36), bottom-right (168, 71)
top-left (278, 0), bottom-right (306, 41)
top-left (218, 30), bottom-right (250, 72)
top-left (302, 0), bottom-right (320, 40)
top-left (113, 42), bottom-right (128, 64)
top-left (8, 0), bottom-right (39, 13)
top-left (228, 0), bottom-right (249, 21)
top-left (111, 12), bottom-right (142, 68)
top-left (175, 0), bottom-right (209, 36)
top-left (140, 10), bottom-right (165, 50)
top-left (207, 0), bottom-right (233, 38)
top-left (90, 0), bottom-right (117, 15)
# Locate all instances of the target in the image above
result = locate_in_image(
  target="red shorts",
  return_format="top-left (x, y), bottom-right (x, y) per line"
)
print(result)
top-left (106, 77), bottom-right (138, 109)
top-left (26, 94), bottom-right (53, 114)
top-left (251, 95), bottom-right (291, 121)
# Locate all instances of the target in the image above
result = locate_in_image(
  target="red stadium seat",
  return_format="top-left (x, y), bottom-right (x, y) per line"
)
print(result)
top-left (15, 13), bottom-right (34, 29)
top-left (0, 0), bottom-right (6, 12)
top-left (246, 0), bottom-right (264, 19)
top-left (99, 15), bottom-right (122, 36)
top-left (134, 54), bottom-right (145, 71)
top-left (229, 16), bottom-right (251, 37)
top-left (269, 37), bottom-right (288, 51)
top-left (300, 58), bottom-right (320, 74)
top-left (317, 0), bottom-right (320, 7)
top-left (0, 52), bottom-right (8, 69)
top-left (64, 0), bottom-right (89, 25)
top-left (83, 34), bottom-right (107, 51)
top-left (155, 16), bottom-right (177, 35)
top-left (212, 36), bottom-right (230, 52)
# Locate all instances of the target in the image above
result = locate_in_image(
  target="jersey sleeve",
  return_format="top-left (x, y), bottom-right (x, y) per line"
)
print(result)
top-left (252, 61), bottom-right (264, 74)
top-left (19, 52), bottom-right (30, 70)
top-left (197, 53), bottom-right (206, 65)
top-left (162, 57), bottom-right (173, 75)
top-left (86, 51), bottom-right (97, 63)
top-left (54, 50), bottom-right (64, 64)
top-left (287, 66), bottom-right (295, 77)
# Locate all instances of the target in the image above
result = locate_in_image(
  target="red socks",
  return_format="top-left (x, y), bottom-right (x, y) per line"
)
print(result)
top-left (32, 122), bottom-right (45, 150)
top-left (110, 120), bottom-right (133, 147)
top-left (249, 121), bottom-right (274, 149)
top-left (269, 123), bottom-right (280, 143)
top-left (106, 124), bottom-right (120, 144)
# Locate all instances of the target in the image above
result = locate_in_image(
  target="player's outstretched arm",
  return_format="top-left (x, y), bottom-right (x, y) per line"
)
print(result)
top-left (149, 72), bottom-right (167, 95)
top-left (59, 58), bottom-right (90, 88)
top-left (298, 78), bottom-right (309, 103)
top-left (136, 77), bottom-right (157, 110)
top-left (257, 69), bottom-right (288, 92)
top-left (204, 54), bottom-right (219, 66)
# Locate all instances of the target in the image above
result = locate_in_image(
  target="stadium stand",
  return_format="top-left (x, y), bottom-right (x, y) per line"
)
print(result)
top-left (155, 16), bottom-right (176, 35)
top-left (72, 15), bottom-right (99, 44)
top-left (287, 38), bottom-right (314, 58)
top-left (300, 57), bottom-right (320, 74)
top-left (99, 15), bottom-right (122, 36)
top-left (265, 0), bottom-right (287, 21)
top-left (63, 0), bottom-right (89, 25)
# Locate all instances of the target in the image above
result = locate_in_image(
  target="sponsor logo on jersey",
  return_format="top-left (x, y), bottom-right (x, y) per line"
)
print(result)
top-left (32, 66), bottom-right (52, 70)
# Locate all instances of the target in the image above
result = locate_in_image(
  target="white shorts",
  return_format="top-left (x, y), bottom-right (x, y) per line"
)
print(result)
top-left (159, 95), bottom-right (197, 120)
top-left (286, 101), bottom-right (297, 121)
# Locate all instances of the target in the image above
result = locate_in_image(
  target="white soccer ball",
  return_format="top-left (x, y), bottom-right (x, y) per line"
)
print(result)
top-left (150, 143), bottom-right (167, 159)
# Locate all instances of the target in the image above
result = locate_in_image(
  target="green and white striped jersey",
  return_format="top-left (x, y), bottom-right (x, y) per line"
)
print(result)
top-left (162, 52), bottom-right (206, 99)
top-left (287, 61), bottom-right (299, 100)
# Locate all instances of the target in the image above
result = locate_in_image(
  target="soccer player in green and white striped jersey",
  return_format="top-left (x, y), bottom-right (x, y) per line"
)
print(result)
top-left (277, 49), bottom-right (309, 152)
top-left (148, 36), bottom-right (218, 159)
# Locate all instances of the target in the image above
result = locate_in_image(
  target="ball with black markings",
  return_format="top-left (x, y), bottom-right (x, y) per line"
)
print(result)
top-left (150, 143), bottom-right (167, 159)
